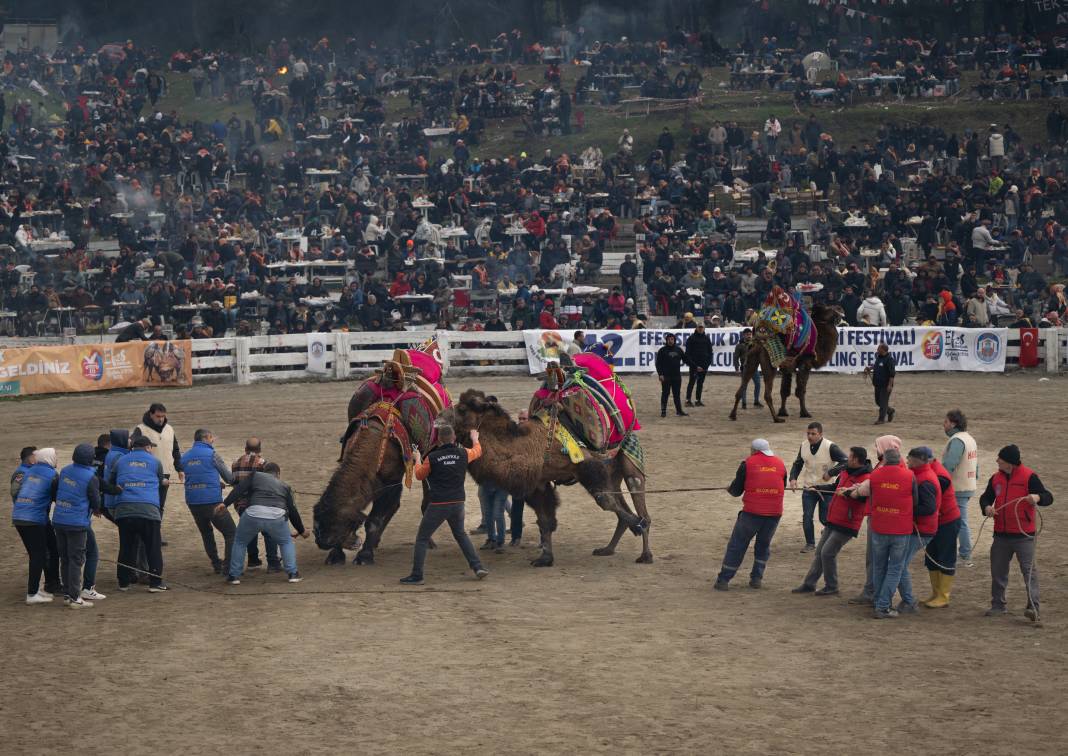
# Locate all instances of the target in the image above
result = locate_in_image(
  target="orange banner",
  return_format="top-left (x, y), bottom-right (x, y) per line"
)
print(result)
top-left (0, 340), bottom-right (193, 397)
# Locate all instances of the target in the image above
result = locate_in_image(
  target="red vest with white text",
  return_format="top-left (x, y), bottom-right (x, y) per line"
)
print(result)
top-left (912, 463), bottom-right (941, 536)
top-left (826, 468), bottom-right (871, 533)
top-left (868, 464), bottom-right (915, 535)
top-left (742, 454), bottom-right (786, 517)
top-left (930, 459), bottom-right (961, 526)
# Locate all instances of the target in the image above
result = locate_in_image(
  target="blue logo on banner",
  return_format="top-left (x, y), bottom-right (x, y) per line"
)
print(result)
top-left (975, 332), bottom-right (1001, 364)
top-left (0, 380), bottom-right (19, 396)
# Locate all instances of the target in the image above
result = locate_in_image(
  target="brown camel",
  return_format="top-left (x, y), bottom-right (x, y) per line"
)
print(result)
top-left (312, 420), bottom-right (421, 565)
top-left (440, 389), bottom-right (652, 566)
top-left (312, 363), bottom-right (436, 565)
top-left (730, 303), bottom-right (840, 424)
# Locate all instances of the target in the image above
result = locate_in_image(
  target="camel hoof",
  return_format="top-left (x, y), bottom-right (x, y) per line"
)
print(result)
top-left (353, 552), bottom-right (375, 566)
top-left (592, 547), bottom-right (615, 556)
top-left (773, 417), bottom-right (786, 424)
top-left (777, 408), bottom-right (788, 417)
top-left (530, 553), bottom-right (555, 567)
top-left (800, 410), bottom-right (812, 418)
top-left (729, 413), bottom-right (737, 421)
top-left (636, 553), bottom-right (654, 564)
top-left (324, 548), bottom-right (346, 566)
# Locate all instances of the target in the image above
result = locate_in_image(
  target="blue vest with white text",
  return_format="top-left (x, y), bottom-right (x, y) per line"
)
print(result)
top-left (115, 451), bottom-right (161, 507)
top-left (53, 463), bottom-right (96, 529)
top-left (102, 447), bottom-right (129, 509)
top-left (12, 463), bottom-right (57, 524)
top-left (181, 441), bottom-right (224, 505)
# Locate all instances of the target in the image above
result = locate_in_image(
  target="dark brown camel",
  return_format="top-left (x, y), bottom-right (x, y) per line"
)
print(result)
top-left (729, 303), bottom-right (839, 424)
top-left (440, 389), bottom-right (652, 566)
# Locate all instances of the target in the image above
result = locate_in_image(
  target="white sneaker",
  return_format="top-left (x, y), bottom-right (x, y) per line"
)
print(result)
top-left (68, 598), bottom-right (94, 609)
top-left (26, 592), bottom-right (53, 605)
top-left (81, 587), bottom-right (106, 601)
top-left (38, 589), bottom-right (54, 599)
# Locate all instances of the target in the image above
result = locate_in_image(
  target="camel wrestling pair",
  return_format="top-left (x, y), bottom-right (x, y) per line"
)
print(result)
top-left (312, 289), bottom-right (840, 568)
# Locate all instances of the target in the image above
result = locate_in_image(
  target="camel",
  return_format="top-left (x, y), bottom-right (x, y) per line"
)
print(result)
top-left (312, 419), bottom-right (422, 566)
top-left (730, 303), bottom-right (840, 423)
top-left (439, 389), bottom-right (652, 566)
top-left (312, 349), bottom-right (444, 565)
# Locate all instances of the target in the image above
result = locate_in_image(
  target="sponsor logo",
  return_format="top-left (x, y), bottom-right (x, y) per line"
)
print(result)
top-left (82, 351), bottom-right (105, 381)
top-left (0, 380), bottom-right (18, 396)
top-left (975, 332), bottom-right (1001, 364)
top-left (309, 340), bottom-right (325, 359)
top-left (921, 331), bottom-right (943, 359)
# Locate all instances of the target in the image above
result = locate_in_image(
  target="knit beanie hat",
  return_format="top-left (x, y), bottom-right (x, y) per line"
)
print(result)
top-left (997, 444), bottom-right (1021, 466)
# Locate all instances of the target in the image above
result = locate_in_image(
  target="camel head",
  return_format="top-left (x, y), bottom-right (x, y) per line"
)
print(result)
top-left (312, 426), bottom-right (393, 551)
top-left (439, 388), bottom-right (519, 446)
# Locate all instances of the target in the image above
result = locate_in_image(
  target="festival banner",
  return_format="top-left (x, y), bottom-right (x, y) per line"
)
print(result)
top-left (523, 328), bottom-right (1008, 375)
top-left (0, 340), bottom-right (193, 397)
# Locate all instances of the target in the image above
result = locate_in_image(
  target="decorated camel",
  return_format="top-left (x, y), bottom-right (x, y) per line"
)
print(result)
top-left (440, 351), bottom-right (652, 566)
top-left (312, 343), bottom-right (449, 564)
top-left (730, 286), bottom-right (840, 423)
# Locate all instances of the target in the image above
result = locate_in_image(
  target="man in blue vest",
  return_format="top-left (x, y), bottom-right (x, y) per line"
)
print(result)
top-left (10, 446), bottom-right (37, 503)
top-left (181, 429), bottom-right (236, 574)
top-left (53, 444), bottom-right (120, 608)
top-left (12, 447), bottom-right (61, 604)
top-left (110, 436), bottom-right (168, 592)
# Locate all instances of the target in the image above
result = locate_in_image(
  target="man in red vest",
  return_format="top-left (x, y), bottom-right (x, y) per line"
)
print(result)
top-left (978, 445), bottom-right (1053, 622)
top-left (895, 447), bottom-right (941, 613)
top-left (923, 453), bottom-right (962, 608)
top-left (792, 446), bottom-right (871, 596)
top-left (855, 448), bottom-right (918, 619)
top-left (714, 439), bottom-right (786, 591)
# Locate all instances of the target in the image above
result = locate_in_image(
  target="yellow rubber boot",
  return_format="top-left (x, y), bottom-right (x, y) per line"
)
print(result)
top-left (926, 573), bottom-right (952, 608)
top-left (921, 570), bottom-right (940, 606)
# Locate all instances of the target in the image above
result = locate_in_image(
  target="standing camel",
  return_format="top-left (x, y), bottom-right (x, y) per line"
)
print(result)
top-left (441, 389), bottom-right (652, 566)
top-left (730, 303), bottom-right (840, 423)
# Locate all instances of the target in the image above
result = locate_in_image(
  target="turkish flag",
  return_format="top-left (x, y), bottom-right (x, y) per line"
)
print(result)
top-left (1018, 328), bottom-right (1039, 368)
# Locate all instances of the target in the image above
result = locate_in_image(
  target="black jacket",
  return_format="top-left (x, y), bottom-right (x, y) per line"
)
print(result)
top-left (655, 343), bottom-right (690, 378)
top-left (684, 332), bottom-right (713, 368)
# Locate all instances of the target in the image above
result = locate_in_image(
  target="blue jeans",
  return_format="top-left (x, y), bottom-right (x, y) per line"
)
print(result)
top-left (742, 370), bottom-right (762, 405)
top-left (229, 514), bottom-right (296, 577)
top-left (801, 489), bottom-right (830, 546)
top-left (871, 532), bottom-right (911, 611)
top-left (896, 533), bottom-right (931, 606)
top-left (478, 484), bottom-right (509, 546)
top-left (956, 492), bottom-right (973, 558)
top-left (83, 526), bottom-right (99, 589)
top-left (716, 511), bottom-right (780, 584)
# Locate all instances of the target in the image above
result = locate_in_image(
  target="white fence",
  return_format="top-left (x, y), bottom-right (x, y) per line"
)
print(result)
top-left (189, 330), bottom-right (529, 384)
top-left (2, 328), bottom-right (1065, 387)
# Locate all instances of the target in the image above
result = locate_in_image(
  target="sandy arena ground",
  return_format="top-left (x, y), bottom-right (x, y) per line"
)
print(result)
top-left (1, 371), bottom-right (1066, 754)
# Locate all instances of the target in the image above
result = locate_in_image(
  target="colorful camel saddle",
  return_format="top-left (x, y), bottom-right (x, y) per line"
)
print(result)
top-left (530, 352), bottom-right (641, 456)
top-left (341, 342), bottom-right (451, 486)
top-left (756, 286), bottom-right (817, 368)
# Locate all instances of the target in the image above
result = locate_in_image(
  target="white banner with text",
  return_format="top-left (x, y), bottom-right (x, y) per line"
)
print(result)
top-left (522, 327), bottom-right (1008, 374)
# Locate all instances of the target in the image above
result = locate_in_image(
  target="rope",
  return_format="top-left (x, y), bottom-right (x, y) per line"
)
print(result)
top-left (96, 558), bottom-right (480, 596)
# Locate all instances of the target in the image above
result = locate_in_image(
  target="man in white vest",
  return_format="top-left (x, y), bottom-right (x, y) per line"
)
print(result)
top-left (941, 409), bottom-right (978, 566)
top-left (133, 402), bottom-right (185, 543)
top-left (789, 421), bottom-right (848, 552)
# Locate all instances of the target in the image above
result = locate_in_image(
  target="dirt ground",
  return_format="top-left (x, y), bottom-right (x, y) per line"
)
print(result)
top-left (1, 371), bottom-right (1066, 755)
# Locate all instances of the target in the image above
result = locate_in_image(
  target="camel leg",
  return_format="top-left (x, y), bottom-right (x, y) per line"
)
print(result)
top-left (354, 483), bottom-right (402, 565)
top-left (796, 364), bottom-right (813, 418)
top-left (592, 467), bottom-right (628, 557)
top-left (627, 473), bottom-right (653, 563)
top-left (528, 485), bottom-right (559, 567)
top-left (730, 352), bottom-right (758, 421)
top-left (762, 355), bottom-right (784, 423)
top-left (576, 459), bottom-right (645, 535)
top-left (778, 370), bottom-right (792, 418)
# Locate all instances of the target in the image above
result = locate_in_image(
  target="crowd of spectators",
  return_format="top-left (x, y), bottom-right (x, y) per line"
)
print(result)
top-left (1, 25), bottom-right (1067, 345)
